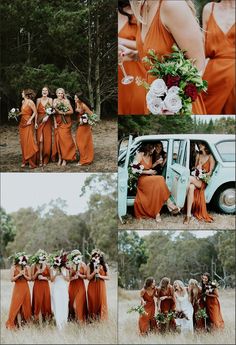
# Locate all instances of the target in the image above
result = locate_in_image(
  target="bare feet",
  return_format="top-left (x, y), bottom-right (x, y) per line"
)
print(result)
top-left (183, 216), bottom-right (191, 225)
top-left (155, 214), bottom-right (161, 223)
top-left (21, 164), bottom-right (26, 168)
top-left (77, 162), bottom-right (82, 166)
top-left (62, 160), bottom-right (67, 166)
top-left (57, 159), bottom-right (62, 166)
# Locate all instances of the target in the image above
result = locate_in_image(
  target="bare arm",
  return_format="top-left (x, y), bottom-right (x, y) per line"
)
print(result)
top-left (134, 152), bottom-right (156, 175)
top-left (87, 265), bottom-right (97, 280)
top-left (28, 100), bottom-right (38, 125)
top-left (208, 155), bottom-right (215, 176)
top-left (77, 263), bottom-right (87, 280)
top-left (99, 265), bottom-right (110, 281)
top-left (140, 288), bottom-right (146, 305)
top-left (23, 267), bottom-right (31, 281)
top-left (118, 37), bottom-right (137, 50)
top-left (10, 266), bottom-right (23, 282)
top-left (64, 101), bottom-right (73, 116)
top-left (83, 104), bottom-right (93, 115)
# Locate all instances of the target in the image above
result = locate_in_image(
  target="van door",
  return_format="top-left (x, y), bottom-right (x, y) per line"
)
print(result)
top-left (118, 135), bottom-right (133, 222)
top-left (166, 139), bottom-right (190, 208)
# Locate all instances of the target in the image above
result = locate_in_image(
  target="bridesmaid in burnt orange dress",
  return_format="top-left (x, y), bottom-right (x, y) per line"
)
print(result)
top-left (31, 259), bottom-right (52, 322)
top-left (118, 0), bottom-right (146, 115)
top-left (128, 0), bottom-right (206, 115)
top-left (201, 273), bottom-right (224, 330)
top-left (134, 143), bottom-right (180, 222)
top-left (139, 277), bottom-right (157, 335)
top-left (6, 254), bottom-right (32, 329)
top-left (156, 277), bottom-right (176, 333)
top-left (74, 93), bottom-right (94, 165)
top-left (19, 89), bottom-right (38, 168)
top-left (87, 250), bottom-right (109, 321)
top-left (52, 88), bottom-right (76, 166)
top-left (68, 251), bottom-right (87, 322)
top-left (184, 142), bottom-right (215, 224)
top-left (202, 1), bottom-right (235, 114)
top-left (188, 279), bottom-right (205, 331)
top-left (36, 87), bottom-right (53, 167)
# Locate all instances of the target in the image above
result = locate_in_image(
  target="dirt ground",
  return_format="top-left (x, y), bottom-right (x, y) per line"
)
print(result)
top-left (0, 120), bottom-right (117, 173)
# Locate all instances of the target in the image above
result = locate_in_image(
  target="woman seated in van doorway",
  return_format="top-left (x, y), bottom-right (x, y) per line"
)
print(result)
top-left (152, 141), bottom-right (167, 176)
top-left (133, 142), bottom-right (180, 223)
top-left (184, 142), bottom-right (215, 224)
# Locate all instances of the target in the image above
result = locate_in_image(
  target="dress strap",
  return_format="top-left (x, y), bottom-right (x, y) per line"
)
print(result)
top-left (158, 0), bottom-right (164, 11)
top-left (211, 2), bottom-right (215, 15)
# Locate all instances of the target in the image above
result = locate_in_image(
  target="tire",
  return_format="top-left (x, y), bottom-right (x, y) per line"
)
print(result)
top-left (213, 183), bottom-right (236, 214)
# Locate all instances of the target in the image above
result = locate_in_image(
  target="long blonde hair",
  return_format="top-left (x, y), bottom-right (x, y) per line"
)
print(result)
top-left (188, 279), bottom-right (200, 304)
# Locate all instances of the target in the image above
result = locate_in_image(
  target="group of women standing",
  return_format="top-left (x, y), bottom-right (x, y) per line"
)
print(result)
top-left (6, 249), bottom-right (109, 330)
top-left (138, 273), bottom-right (224, 336)
top-left (19, 87), bottom-right (94, 169)
top-left (118, 0), bottom-right (235, 115)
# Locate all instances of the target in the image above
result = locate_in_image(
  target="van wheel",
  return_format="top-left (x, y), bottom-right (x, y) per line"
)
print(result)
top-left (214, 184), bottom-right (235, 214)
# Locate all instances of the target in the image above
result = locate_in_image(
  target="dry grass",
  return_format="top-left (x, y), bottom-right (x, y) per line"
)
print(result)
top-left (118, 289), bottom-right (235, 344)
top-left (118, 212), bottom-right (235, 230)
top-left (1, 269), bottom-right (117, 344)
top-left (0, 120), bottom-right (117, 173)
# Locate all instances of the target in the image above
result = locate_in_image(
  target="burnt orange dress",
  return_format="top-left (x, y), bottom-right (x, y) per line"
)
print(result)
top-left (68, 266), bottom-right (87, 322)
top-left (51, 104), bottom-right (76, 162)
top-left (191, 289), bottom-right (205, 330)
top-left (136, 0), bottom-right (206, 115)
top-left (192, 159), bottom-right (213, 222)
top-left (19, 104), bottom-right (38, 168)
top-left (134, 157), bottom-right (170, 219)
top-left (118, 18), bottom-right (146, 115)
top-left (156, 285), bottom-right (176, 332)
top-left (76, 111), bottom-right (94, 165)
top-left (205, 290), bottom-right (224, 329)
top-left (203, 3), bottom-right (235, 114)
top-left (36, 101), bottom-right (52, 165)
top-left (6, 267), bottom-right (31, 329)
top-left (87, 266), bottom-right (108, 321)
top-left (32, 266), bottom-right (51, 321)
top-left (139, 290), bottom-right (157, 335)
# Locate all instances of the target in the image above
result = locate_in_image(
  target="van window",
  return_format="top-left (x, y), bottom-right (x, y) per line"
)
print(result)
top-left (173, 140), bottom-right (187, 167)
top-left (216, 141), bottom-right (235, 162)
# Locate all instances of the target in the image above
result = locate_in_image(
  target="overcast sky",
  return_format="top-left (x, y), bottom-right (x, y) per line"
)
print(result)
top-left (132, 230), bottom-right (217, 238)
top-left (192, 115), bottom-right (235, 123)
top-left (1, 173), bottom-right (94, 215)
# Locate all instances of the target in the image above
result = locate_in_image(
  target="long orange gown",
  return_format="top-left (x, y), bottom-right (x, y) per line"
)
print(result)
top-left (6, 267), bottom-right (31, 329)
top-left (36, 101), bottom-right (52, 165)
top-left (136, 0), bottom-right (206, 115)
top-left (192, 159), bottom-right (213, 222)
top-left (205, 291), bottom-right (224, 329)
top-left (134, 157), bottom-right (170, 219)
top-left (32, 266), bottom-right (52, 321)
top-left (191, 289), bottom-right (205, 330)
top-left (52, 112), bottom-right (76, 162)
top-left (118, 17), bottom-right (146, 115)
top-left (156, 285), bottom-right (176, 332)
top-left (139, 290), bottom-right (157, 335)
top-left (87, 266), bottom-right (108, 321)
top-left (203, 3), bottom-right (235, 114)
top-left (19, 104), bottom-right (38, 168)
top-left (76, 112), bottom-right (94, 165)
top-left (68, 266), bottom-right (87, 322)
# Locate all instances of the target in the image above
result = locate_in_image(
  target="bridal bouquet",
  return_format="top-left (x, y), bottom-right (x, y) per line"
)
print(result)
top-left (127, 305), bottom-right (147, 316)
top-left (56, 102), bottom-right (69, 124)
top-left (191, 168), bottom-right (210, 184)
top-left (48, 251), bottom-right (68, 271)
top-left (45, 103), bottom-right (55, 117)
top-left (29, 249), bottom-right (48, 266)
top-left (8, 108), bottom-right (20, 121)
top-left (9, 252), bottom-right (29, 269)
top-left (195, 307), bottom-right (208, 321)
top-left (67, 249), bottom-right (83, 269)
top-left (79, 113), bottom-right (98, 126)
top-left (137, 45), bottom-right (208, 115)
top-left (128, 161), bottom-right (144, 193)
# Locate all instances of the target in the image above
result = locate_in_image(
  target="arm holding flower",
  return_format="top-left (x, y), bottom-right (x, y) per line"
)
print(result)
top-left (22, 266), bottom-right (31, 281)
top-left (77, 263), bottom-right (87, 279)
top-left (135, 152), bottom-right (156, 175)
top-left (206, 287), bottom-right (219, 298)
top-left (10, 266), bottom-right (24, 282)
top-left (98, 265), bottom-right (110, 281)
top-left (86, 264), bottom-right (98, 281)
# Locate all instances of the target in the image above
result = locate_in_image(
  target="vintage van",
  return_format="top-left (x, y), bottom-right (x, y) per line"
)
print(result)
top-left (118, 134), bottom-right (235, 221)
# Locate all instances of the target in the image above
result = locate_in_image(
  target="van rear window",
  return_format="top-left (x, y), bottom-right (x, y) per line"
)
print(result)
top-left (216, 141), bottom-right (235, 162)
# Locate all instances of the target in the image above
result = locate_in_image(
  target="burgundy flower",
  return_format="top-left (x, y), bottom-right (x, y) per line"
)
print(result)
top-left (164, 74), bottom-right (181, 88)
top-left (195, 168), bottom-right (200, 177)
top-left (184, 83), bottom-right (198, 101)
top-left (132, 163), bottom-right (141, 169)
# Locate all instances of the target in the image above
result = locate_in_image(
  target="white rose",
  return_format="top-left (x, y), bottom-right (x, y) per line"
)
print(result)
top-left (146, 91), bottom-right (164, 115)
top-left (163, 93), bottom-right (182, 114)
top-left (167, 86), bottom-right (180, 95)
top-left (149, 78), bottom-right (167, 97)
top-left (11, 108), bottom-right (16, 113)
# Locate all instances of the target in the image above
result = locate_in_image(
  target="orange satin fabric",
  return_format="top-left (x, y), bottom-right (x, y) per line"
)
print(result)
top-left (6, 267), bottom-right (31, 329)
top-left (156, 285), bottom-right (176, 331)
top-left (87, 266), bottom-right (108, 321)
top-left (68, 266), bottom-right (87, 322)
top-left (139, 290), bottom-right (157, 335)
top-left (192, 159), bottom-right (213, 222)
top-left (52, 114), bottom-right (76, 161)
top-left (136, 0), bottom-right (206, 115)
top-left (36, 101), bottom-right (52, 165)
top-left (19, 104), bottom-right (38, 168)
top-left (118, 18), bottom-right (146, 115)
top-left (32, 266), bottom-right (51, 320)
top-left (134, 157), bottom-right (170, 219)
top-left (191, 289), bottom-right (205, 330)
top-left (76, 113), bottom-right (94, 165)
top-left (203, 4), bottom-right (235, 114)
top-left (205, 293), bottom-right (224, 329)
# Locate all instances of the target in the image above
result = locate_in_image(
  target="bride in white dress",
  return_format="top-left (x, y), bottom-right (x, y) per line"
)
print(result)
top-left (50, 266), bottom-right (69, 330)
top-left (173, 280), bottom-right (194, 334)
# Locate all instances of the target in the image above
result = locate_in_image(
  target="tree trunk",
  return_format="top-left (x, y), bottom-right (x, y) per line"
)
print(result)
top-left (95, 13), bottom-right (101, 119)
top-left (87, 0), bottom-right (94, 109)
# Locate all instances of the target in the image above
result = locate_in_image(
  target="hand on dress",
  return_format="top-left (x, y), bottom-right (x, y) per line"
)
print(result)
top-left (35, 123), bottom-right (38, 129)
top-left (148, 169), bottom-right (157, 175)
top-left (42, 116), bottom-right (49, 123)
top-left (26, 118), bottom-right (32, 125)
top-left (160, 296), bottom-right (167, 301)
top-left (118, 44), bottom-right (138, 62)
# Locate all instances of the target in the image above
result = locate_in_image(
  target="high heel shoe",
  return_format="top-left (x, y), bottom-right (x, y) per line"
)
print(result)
top-left (183, 216), bottom-right (191, 225)
top-left (167, 201), bottom-right (181, 216)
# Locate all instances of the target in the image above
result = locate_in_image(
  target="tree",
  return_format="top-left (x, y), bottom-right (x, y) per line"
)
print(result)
top-left (0, 207), bottom-right (16, 268)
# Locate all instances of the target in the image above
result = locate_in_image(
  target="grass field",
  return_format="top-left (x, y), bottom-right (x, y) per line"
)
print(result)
top-left (1, 269), bottom-right (117, 344)
top-left (118, 288), bottom-right (235, 344)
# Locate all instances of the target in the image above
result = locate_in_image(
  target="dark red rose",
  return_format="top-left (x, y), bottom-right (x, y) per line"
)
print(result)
top-left (195, 169), bottom-right (200, 177)
top-left (164, 74), bottom-right (181, 88)
top-left (184, 83), bottom-right (198, 101)
top-left (132, 163), bottom-right (141, 169)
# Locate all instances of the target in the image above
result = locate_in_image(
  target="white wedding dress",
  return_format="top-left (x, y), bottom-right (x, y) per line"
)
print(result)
top-left (51, 268), bottom-right (69, 330)
top-left (175, 291), bottom-right (194, 334)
